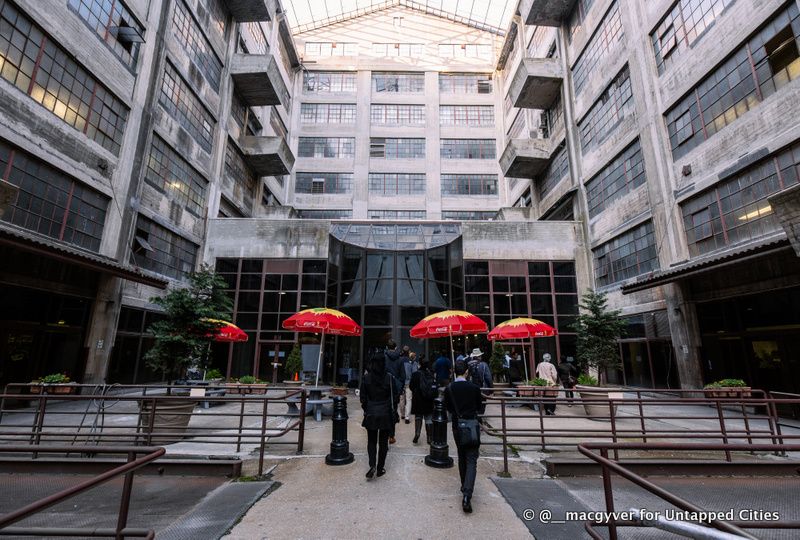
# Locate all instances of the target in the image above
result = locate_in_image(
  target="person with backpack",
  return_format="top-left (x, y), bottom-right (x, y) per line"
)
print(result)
top-left (467, 348), bottom-right (493, 391)
top-left (409, 355), bottom-right (437, 444)
top-left (433, 350), bottom-right (452, 387)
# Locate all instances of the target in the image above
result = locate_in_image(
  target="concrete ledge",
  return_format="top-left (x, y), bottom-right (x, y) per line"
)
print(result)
top-left (500, 138), bottom-right (552, 179)
top-left (222, 0), bottom-right (271, 22)
top-left (230, 53), bottom-right (289, 107)
top-left (520, 0), bottom-right (578, 26)
top-left (240, 135), bottom-right (295, 176)
top-left (545, 458), bottom-right (800, 477)
top-left (0, 456), bottom-right (242, 477)
top-left (510, 58), bottom-right (563, 110)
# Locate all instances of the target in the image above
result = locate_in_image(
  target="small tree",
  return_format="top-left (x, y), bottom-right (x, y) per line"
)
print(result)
top-left (145, 265), bottom-right (233, 381)
top-left (285, 343), bottom-right (303, 379)
top-left (488, 342), bottom-right (506, 382)
top-left (571, 290), bottom-right (626, 385)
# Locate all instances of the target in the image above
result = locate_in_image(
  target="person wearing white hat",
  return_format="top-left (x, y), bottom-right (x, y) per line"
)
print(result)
top-left (536, 353), bottom-right (559, 415)
top-left (467, 348), bottom-right (493, 390)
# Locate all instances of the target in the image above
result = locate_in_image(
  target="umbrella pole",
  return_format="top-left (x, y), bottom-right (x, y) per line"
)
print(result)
top-left (315, 330), bottom-right (326, 387)
top-left (449, 330), bottom-right (455, 366)
top-left (522, 341), bottom-right (530, 382)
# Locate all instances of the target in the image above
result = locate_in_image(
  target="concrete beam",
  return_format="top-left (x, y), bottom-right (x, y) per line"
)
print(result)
top-left (520, 0), bottom-right (578, 26)
top-left (240, 135), bottom-right (294, 176)
top-left (230, 53), bottom-right (289, 107)
top-left (769, 184), bottom-right (800, 258)
top-left (509, 58), bottom-right (563, 110)
top-left (222, 0), bottom-right (271, 22)
top-left (500, 138), bottom-right (551, 179)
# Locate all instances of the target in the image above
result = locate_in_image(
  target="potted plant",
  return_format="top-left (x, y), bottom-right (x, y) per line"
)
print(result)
top-left (204, 368), bottom-right (223, 383)
top-left (517, 378), bottom-right (559, 398)
top-left (574, 373), bottom-right (620, 417)
top-left (283, 343), bottom-right (304, 385)
top-left (232, 375), bottom-right (268, 395)
top-left (489, 342), bottom-right (509, 388)
top-left (30, 373), bottom-right (76, 394)
top-left (704, 379), bottom-right (751, 399)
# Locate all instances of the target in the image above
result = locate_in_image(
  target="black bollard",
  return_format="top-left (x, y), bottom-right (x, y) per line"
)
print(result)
top-left (425, 397), bottom-right (454, 468)
top-left (325, 395), bottom-right (354, 466)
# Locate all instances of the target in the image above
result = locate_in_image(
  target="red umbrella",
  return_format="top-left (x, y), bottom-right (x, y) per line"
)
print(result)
top-left (283, 308), bottom-right (362, 385)
top-left (487, 318), bottom-right (557, 381)
top-left (204, 319), bottom-right (249, 342)
top-left (410, 310), bottom-right (488, 363)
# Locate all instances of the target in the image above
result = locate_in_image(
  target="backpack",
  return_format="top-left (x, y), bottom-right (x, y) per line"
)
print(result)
top-left (419, 370), bottom-right (438, 400)
top-left (468, 360), bottom-right (486, 388)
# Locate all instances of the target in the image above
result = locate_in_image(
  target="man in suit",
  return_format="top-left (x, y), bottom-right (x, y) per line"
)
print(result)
top-left (444, 359), bottom-right (485, 513)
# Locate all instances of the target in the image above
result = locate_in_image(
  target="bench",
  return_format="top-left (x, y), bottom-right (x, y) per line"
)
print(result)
top-left (286, 396), bottom-right (334, 421)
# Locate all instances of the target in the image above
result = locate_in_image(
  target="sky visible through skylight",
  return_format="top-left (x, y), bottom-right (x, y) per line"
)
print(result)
top-left (284, 0), bottom-right (516, 35)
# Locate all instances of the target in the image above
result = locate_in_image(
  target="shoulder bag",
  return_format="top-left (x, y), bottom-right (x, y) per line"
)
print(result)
top-left (451, 386), bottom-right (480, 447)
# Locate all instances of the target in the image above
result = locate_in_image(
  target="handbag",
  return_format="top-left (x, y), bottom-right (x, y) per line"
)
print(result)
top-left (451, 389), bottom-right (480, 447)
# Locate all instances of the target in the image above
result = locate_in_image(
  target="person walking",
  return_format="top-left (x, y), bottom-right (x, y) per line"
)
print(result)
top-left (433, 350), bottom-right (452, 387)
top-left (557, 355), bottom-right (578, 405)
top-left (360, 353), bottom-right (398, 479)
top-left (409, 355), bottom-right (437, 444)
top-left (399, 351), bottom-right (419, 424)
top-left (384, 340), bottom-right (405, 443)
top-left (536, 353), bottom-right (559, 415)
top-left (467, 348), bottom-right (493, 391)
top-left (444, 359), bottom-right (485, 513)
top-left (508, 351), bottom-right (523, 383)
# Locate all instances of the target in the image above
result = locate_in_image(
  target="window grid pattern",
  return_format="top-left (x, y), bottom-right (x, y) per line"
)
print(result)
top-left (241, 22), bottom-right (267, 55)
top-left (302, 71), bottom-right (356, 93)
top-left (370, 138), bottom-right (425, 159)
top-left (440, 105), bottom-right (495, 126)
top-left (370, 104), bottom-right (425, 125)
top-left (538, 143), bottom-right (570, 198)
top-left (442, 211), bottom-right (498, 221)
top-left (297, 209), bottom-right (353, 219)
top-left (297, 137), bottom-right (355, 158)
top-left (541, 95), bottom-right (564, 138)
top-left (585, 140), bottom-right (646, 217)
top-left (300, 103), bottom-right (356, 124)
top-left (132, 216), bottom-right (198, 280)
top-left (372, 72), bottom-right (424, 92)
top-left (0, 139), bottom-right (108, 251)
top-left (438, 43), bottom-right (492, 59)
top-left (368, 210), bottom-right (426, 219)
top-left (304, 42), bottom-right (357, 56)
top-left (372, 43), bottom-right (424, 56)
top-left (67, 0), bottom-right (143, 68)
top-left (652, 0), bottom-right (736, 74)
top-left (440, 139), bottom-right (496, 159)
top-left (571, 2), bottom-right (624, 95)
top-left (145, 135), bottom-right (207, 216)
top-left (295, 172), bottom-right (354, 194)
top-left (665, 3), bottom-right (800, 159)
top-left (681, 140), bottom-right (800, 257)
top-left (159, 63), bottom-right (214, 152)
top-left (567, 0), bottom-right (596, 42)
top-left (578, 65), bottom-right (634, 153)
top-left (438, 73), bottom-right (493, 94)
top-left (441, 174), bottom-right (498, 196)
top-left (515, 187), bottom-right (532, 208)
top-left (172, 0), bottom-right (222, 91)
top-left (593, 221), bottom-right (659, 287)
top-left (368, 173), bottom-right (425, 194)
top-left (231, 92), bottom-right (246, 130)
top-left (0, 0), bottom-right (129, 155)
top-left (205, 0), bottom-right (227, 44)
top-left (224, 142), bottom-right (256, 194)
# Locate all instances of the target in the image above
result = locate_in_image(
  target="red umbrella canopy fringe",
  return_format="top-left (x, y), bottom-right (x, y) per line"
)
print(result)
top-left (410, 310), bottom-right (488, 338)
top-left (202, 318), bottom-right (249, 342)
top-left (487, 318), bottom-right (557, 341)
top-left (282, 308), bottom-right (362, 336)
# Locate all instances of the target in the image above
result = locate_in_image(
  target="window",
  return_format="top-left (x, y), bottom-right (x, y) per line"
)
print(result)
top-left (372, 43), bottom-right (424, 57)
top-left (304, 42), bottom-right (357, 57)
top-left (439, 106), bottom-right (494, 127)
top-left (571, 2), bottom-right (624, 95)
top-left (441, 211), bottom-right (498, 221)
top-left (441, 174), bottom-right (498, 196)
top-left (205, 0), bottom-right (227, 44)
top-left (297, 209), bottom-right (353, 219)
top-left (0, 0), bottom-right (129, 155)
top-left (300, 103), bottom-right (356, 124)
top-left (159, 63), bottom-right (214, 152)
top-left (652, 0), bottom-right (736, 74)
top-left (438, 43), bottom-right (492, 59)
top-left (368, 210), bottom-right (426, 219)
top-left (593, 221), bottom-right (659, 287)
top-left (145, 135), bottom-right (207, 216)
top-left (302, 72), bottom-right (356, 93)
top-left (370, 105), bottom-right (425, 125)
top-left (0, 138), bottom-right (108, 251)
top-left (369, 138), bottom-right (425, 159)
top-left (372, 72), bottom-right (424, 93)
top-left (515, 187), bottom-right (532, 208)
top-left (567, 0), bottom-right (596, 42)
top-left (172, 0), bottom-right (223, 91)
top-left (665, 3), bottom-right (800, 159)
top-left (440, 139), bottom-right (496, 160)
top-left (239, 22), bottom-right (267, 55)
top-left (68, 0), bottom-right (144, 69)
top-left (541, 96), bottom-right (564, 138)
top-left (297, 138), bottom-right (355, 158)
top-left (438, 73), bottom-right (492, 94)
top-left (681, 140), bottom-right (800, 256)
top-left (295, 173), bottom-right (353, 194)
top-left (537, 142), bottom-right (570, 198)
top-left (131, 216), bottom-right (198, 279)
top-left (369, 173), bottom-right (425, 195)
top-left (223, 142), bottom-right (257, 215)
top-left (578, 65), bottom-right (634, 153)
top-left (585, 140), bottom-right (646, 217)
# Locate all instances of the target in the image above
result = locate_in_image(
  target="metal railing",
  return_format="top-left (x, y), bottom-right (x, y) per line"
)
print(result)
top-left (577, 442), bottom-right (800, 540)
top-left (0, 445), bottom-right (164, 538)
top-left (0, 383), bottom-right (307, 476)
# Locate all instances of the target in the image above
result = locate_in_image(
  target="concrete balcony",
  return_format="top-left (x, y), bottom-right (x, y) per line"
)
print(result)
top-left (223, 0), bottom-right (271, 22)
top-left (230, 53), bottom-right (289, 107)
top-left (509, 58), bottom-right (563, 110)
top-left (520, 0), bottom-right (577, 26)
top-left (500, 138), bottom-right (552, 179)
top-left (240, 136), bottom-right (294, 176)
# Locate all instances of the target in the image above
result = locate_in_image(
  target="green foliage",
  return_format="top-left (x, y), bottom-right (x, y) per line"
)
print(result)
top-left (705, 378), bottom-right (747, 389)
top-left (145, 265), bottom-right (233, 381)
top-left (488, 342), bottom-right (506, 378)
top-left (526, 378), bottom-right (553, 387)
top-left (577, 373), bottom-right (599, 386)
top-left (238, 375), bottom-right (257, 384)
top-left (571, 290), bottom-right (626, 385)
top-left (285, 343), bottom-right (303, 376)
top-left (36, 373), bottom-right (70, 384)
top-left (205, 368), bottom-right (223, 380)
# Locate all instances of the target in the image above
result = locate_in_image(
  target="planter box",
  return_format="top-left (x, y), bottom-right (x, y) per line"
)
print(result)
top-left (138, 399), bottom-right (196, 444)
top-left (576, 385), bottom-right (619, 419)
top-left (330, 387), bottom-right (348, 397)
top-left (30, 384), bottom-right (76, 395)
top-left (705, 387), bottom-right (752, 399)
top-left (516, 385), bottom-right (558, 398)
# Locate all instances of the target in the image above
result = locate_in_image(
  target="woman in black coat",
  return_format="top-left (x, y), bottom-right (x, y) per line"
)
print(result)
top-left (360, 353), bottom-right (397, 479)
top-left (409, 356), bottom-right (436, 444)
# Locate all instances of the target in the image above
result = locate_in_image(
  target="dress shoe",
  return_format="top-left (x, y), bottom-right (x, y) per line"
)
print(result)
top-left (405, 419), bottom-right (410, 424)
top-left (462, 495), bottom-right (472, 513)
top-left (366, 467), bottom-right (375, 479)
top-left (377, 468), bottom-right (386, 477)
top-left (389, 436), bottom-right (396, 444)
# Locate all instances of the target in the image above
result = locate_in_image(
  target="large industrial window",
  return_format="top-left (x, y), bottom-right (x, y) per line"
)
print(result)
top-left (0, 0), bottom-right (130, 155)
top-left (441, 211), bottom-right (498, 221)
top-left (439, 105), bottom-right (495, 127)
top-left (296, 209), bottom-right (353, 219)
top-left (438, 43), bottom-right (492, 59)
top-left (540, 95), bottom-right (564, 138)
top-left (159, 62), bottom-right (215, 152)
top-left (681, 140), bottom-right (800, 256)
top-left (302, 71), bottom-right (356, 93)
top-left (440, 139), bottom-right (496, 159)
top-left (370, 138), bottom-right (425, 159)
top-left (223, 142), bottom-right (256, 215)
top-left (239, 22), bottom-right (267, 55)
top-left (298, 137), bottom-right (355, 158)
top-left (368, 210), bottom-right (426, 219)
top-left (370, 105), bottom-right (425, 125)
top-left (372, 72), bottom-right (424, 92)
top-left (593, 221), bottom-right (659, 287)
top-left (537, 142), bottom-right (570, 198)
top-left (68, 0), bottom-right (144, 69)
top-left (571, 2), bottom-right (624, 95)
top-left (441, 174), bottom-right (498, 196)
top-left (300, 103), bottom-right (356, 124)
top-left (0, 139), bottom-right (108, 252)
top-left (585, 139), bottom-right (646, 217)
top-left (567, 0), bottom-right (596, 42)
top-left (130, 216), bottom-right (198, 279)
top-left (295, 172), bottom-right (354, 194)
top-left (438, 73), bottom-right (492, 94)
top-left (368, 173), bottom-right (426, 194)
top-left (145, 135), bottom-right (207, 216)
top-left (578, 65), bottom-right (633, 153)
top-left (172, 0), bottom-right (223, 91)
top-left (304, 42), bottom-right (358, 57)
top-left (205, 0), bottom-right (227, 43)
top-left (372, 43), bottom-right (424, 57)
top-left (665, 3), bottom-right (800, 159)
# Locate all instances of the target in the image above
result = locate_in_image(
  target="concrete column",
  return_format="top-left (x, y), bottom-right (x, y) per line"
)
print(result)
top-left (424, 71), bottom-right (442, 219)
top-left (663, 282), bottom-right (704, 389)
top-left (352, 70), bottom-right (372, 219)
top-left (82, 276), bottom-right (124, 384)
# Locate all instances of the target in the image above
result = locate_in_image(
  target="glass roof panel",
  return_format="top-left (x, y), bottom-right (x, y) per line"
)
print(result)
top-left (330, 222), bottom-right (462, 250)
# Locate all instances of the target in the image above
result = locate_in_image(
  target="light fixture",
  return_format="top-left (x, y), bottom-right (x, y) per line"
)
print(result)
top-left (279, 292), bottom-right (286, 295)
top-left (738, 205), bottom-right (772, 221)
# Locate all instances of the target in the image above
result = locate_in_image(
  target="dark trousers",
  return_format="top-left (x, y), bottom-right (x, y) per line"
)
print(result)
top-left (454, 438), bottom-right (479, 497)
top-left (366, 428), bottom-right (389, 469)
